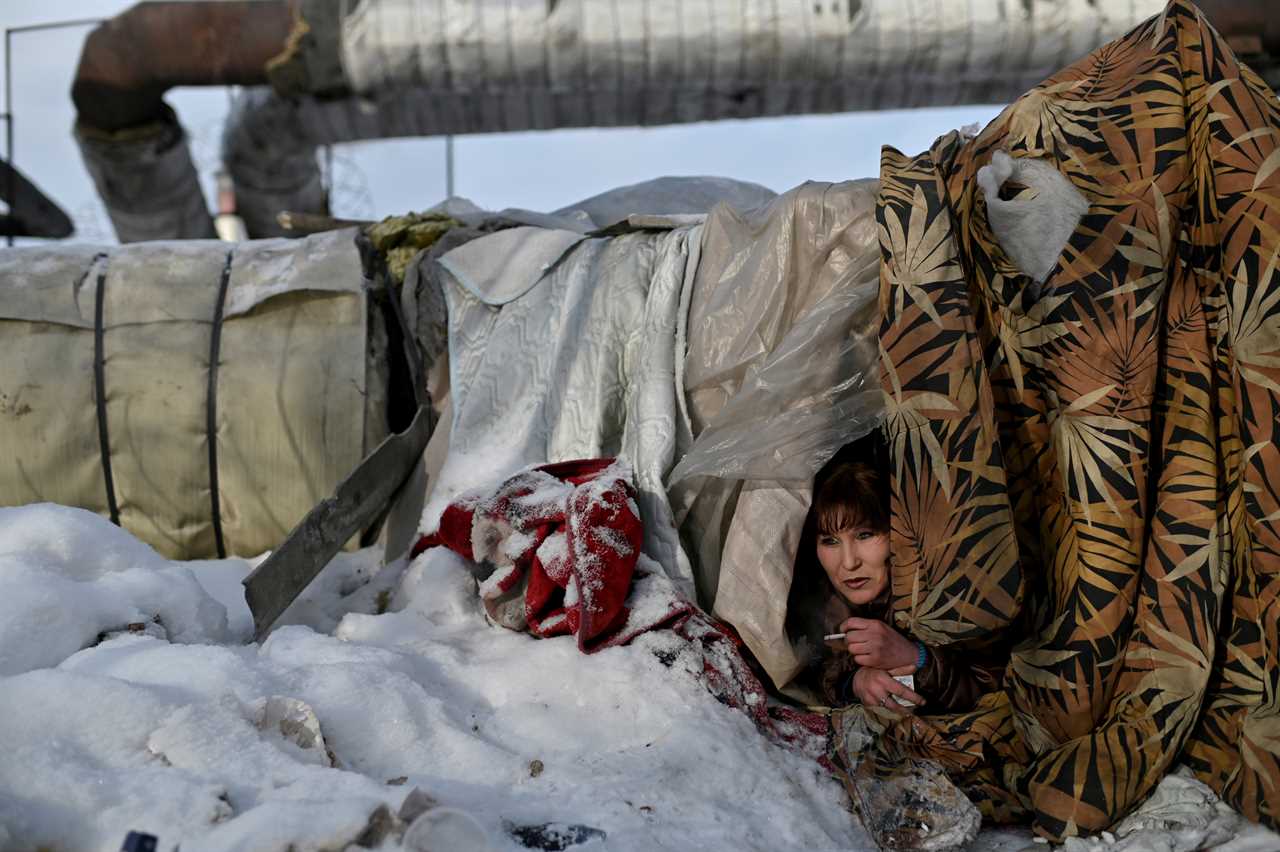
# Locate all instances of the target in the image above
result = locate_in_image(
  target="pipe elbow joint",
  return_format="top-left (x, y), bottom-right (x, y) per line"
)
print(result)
top-left (72, 6), bottom-right (167, 133)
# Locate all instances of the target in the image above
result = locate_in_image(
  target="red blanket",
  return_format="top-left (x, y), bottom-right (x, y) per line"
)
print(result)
top-left (413, 458), bottom-right (653, 651)
top-left (412, 459), bottom-right (828, 758)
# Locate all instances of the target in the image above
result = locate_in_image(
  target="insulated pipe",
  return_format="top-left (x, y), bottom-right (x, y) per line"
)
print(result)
top-left (71, 1), bottom-right (293, 242)
top-left (72, 1), bottom-right (293, 131)
top-left (73, 0), bottom-right (1279, 242)
top-left (227, 0), bottom-right (1169, 237)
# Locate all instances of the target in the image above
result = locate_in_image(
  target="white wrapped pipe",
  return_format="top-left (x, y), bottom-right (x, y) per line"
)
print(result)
top-left (222, 0), bottom-right (1160, 238)
top-left (340, 0), bottom-right (1164, 114)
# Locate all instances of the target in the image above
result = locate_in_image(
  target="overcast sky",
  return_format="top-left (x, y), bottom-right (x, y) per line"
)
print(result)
top-left (2, 0), bottom-right (1001, 244)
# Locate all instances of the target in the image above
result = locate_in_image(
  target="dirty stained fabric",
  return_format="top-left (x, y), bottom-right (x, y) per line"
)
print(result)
top-left (413, 458), bottom-right (649, 652)
top-left (0, 231), bottom-right (382, 560)
top-left (864, 0), bottom-right (1280, 839)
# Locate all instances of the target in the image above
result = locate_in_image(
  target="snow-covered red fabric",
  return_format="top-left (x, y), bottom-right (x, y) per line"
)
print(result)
top-left (667, 611), bottom-right (832, 762)
top-left (412, 458), bottom-right (829, 758)
top-left (412, 458), bottom-right (652, 652)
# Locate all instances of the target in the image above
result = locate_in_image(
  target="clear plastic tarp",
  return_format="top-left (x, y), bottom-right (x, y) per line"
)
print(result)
top-left (673, 179), bottom-right (883, 486)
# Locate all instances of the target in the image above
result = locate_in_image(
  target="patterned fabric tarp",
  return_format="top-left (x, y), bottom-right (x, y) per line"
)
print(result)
top-left (868, 0), bottom-right (1280, 840)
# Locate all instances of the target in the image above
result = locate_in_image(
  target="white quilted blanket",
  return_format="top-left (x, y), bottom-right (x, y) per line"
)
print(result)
top-left (422, 224), bottom-right (701, 598)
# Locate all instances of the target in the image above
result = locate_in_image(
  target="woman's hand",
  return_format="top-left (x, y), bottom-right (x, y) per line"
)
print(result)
top-left (840, 617), bottom-right (918, 670)
top-left (850, 667), bottom-right (924, 712)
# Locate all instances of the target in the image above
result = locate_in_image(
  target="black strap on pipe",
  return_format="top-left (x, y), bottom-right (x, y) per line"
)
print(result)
top-left (91, 252), bottom-right (119, 526)
top-left (207, 251), bottom-right (233, 559)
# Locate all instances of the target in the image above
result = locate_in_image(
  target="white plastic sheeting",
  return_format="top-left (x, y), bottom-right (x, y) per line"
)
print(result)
top-left (421, 220), bottom-right (701, 599)
top-left (668, 179), bottom-right (884, 686)
top-left (673, 179), bottom-right (882, 484)
top-left (409, 178), bottom-right (885, 639)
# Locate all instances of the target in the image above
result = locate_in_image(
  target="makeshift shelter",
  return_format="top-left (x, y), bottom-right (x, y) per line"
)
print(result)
top-left (8, 1), bottom-right (1280, 844)
top-left (396, 179), bottom-right (881, 639)
top-left (400, 2), bottom-right (1280, 841)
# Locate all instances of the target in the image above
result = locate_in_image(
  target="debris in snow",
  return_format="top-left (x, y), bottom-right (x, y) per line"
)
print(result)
top-left (1053, 767), bottom-right (1262, 852)
top-left (398, 787), bottom-right (441, 824)
top-left (529, 759), bottom-right (545, 778)
top-left (506, 821), bottom-right (608, 850)
top-left (353, 802), bottom-right (396, 848)
top-left (850, 756), bottom-right (982, 852)
top-left (99, 618), bottom-right (169, 644)
top-left (253, 696), bottom-right (335, 768)
top-left (120, 830), bottom-right (159, 852)
top-left (9, 500), bottom-right (1274, 852)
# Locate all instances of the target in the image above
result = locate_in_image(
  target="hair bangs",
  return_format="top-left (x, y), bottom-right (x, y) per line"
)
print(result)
top-left (813, 462), bottom-right (889, 535)
top-left (816, 500), bottom-right (862, 536)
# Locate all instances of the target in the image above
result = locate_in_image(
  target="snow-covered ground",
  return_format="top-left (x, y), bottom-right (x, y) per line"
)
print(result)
top-left (1, 503), bottom-right (1277, 852)
top-left (0, 504), bottom-right (863, 851)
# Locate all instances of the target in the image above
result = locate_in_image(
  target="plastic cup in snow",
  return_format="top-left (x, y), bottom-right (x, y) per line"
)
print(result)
top-left (404, 807), bottom-right (489, 852)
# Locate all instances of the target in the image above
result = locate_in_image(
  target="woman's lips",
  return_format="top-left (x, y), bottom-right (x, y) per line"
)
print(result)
top-left (844, 578), bottom-right (869, 589)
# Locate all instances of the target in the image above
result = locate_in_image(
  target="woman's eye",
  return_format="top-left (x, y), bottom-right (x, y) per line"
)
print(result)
top-left (856, 530), bottom-right (873, 540)
top-left (819, 536), bottom-right (839, 546)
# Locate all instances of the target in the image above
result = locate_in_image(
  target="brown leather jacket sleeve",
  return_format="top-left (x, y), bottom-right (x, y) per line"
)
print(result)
top-left (914, 642), bottom-right (1005, 712)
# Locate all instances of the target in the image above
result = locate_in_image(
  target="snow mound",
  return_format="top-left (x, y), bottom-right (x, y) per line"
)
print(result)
top-left (0, 504), bottom-right (230, 675)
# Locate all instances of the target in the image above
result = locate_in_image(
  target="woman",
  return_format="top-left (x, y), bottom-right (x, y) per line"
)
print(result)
top-left (787, 434), bottom-right (1004, 711)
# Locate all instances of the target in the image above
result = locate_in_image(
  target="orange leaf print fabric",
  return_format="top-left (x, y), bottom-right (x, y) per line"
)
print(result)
top-left (874, 0), bottom-right (1280, 839)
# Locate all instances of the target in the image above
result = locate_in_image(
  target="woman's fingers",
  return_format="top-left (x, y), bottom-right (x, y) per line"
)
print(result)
top-left (874, 691), bottom-right (910, 714)
top-left (853, 669), bottom-right (918, 714)
top-left (843, 618), bottom-right (882, 638)
top-left (850, 638), bottom-right (886, 666)
top-left (886, 678), bottom-right (925, 706)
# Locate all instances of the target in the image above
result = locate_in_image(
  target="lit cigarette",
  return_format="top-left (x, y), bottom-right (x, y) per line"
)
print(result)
top-left (823, 632), bottom-right (846, 641)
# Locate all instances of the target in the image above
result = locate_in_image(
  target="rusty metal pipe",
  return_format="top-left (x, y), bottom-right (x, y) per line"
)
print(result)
top-left (72, 1), bottom-right (293, 132)
top-left (71, 1), bottom-right (295, 242)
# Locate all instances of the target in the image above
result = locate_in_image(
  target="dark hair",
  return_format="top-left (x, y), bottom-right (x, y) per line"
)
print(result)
top-left (785, 431), bottom-right (891, 665)
top-left (812, 460), bottom-right (890, 538)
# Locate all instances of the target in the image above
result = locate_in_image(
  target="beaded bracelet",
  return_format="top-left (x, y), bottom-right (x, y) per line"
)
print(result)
top-left (915, 640), bottom-right (929, 671)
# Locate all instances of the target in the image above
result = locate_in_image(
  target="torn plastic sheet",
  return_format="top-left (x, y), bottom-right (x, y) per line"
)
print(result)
top-left (668, 278), bottom-right (881, 484)
top-left (669, 180), bottom-right (883, 485)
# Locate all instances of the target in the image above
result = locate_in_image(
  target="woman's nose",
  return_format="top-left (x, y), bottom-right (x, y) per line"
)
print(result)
top-left (842, 543), bottom-right (860, 570)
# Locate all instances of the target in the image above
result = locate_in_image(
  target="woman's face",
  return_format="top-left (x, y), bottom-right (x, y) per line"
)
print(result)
top-left (817, 525), bottom-right (890, 607)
